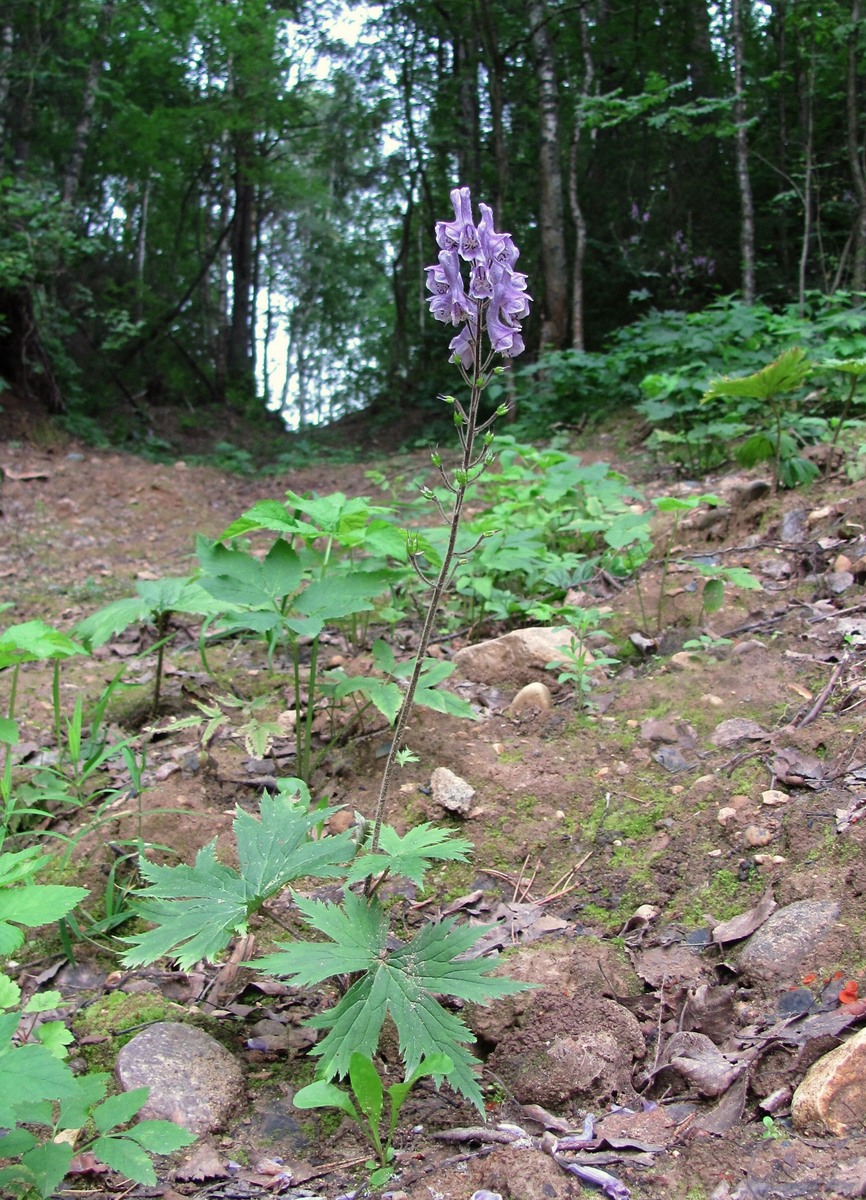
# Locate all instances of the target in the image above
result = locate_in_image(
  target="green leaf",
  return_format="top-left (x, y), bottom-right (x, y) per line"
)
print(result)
top-left (702, 577), bottom-right (724, 614)
top-left (0, 974), bottom-right (21, 1010)
top-left (122, 797), bottom-right (354, 969)
top-left (349, 1052), bottom-right (383, 1130)
top-left (20, 1140), bottom-right (74, 1198)
top-left (92, 1087), bottom-right (149, 1134)
top-left (0, 884), bottom-right (88, 932)
top-left (0, 717), bottom-right (18, 746)
top-left (251, 893), bottom-right (529, 1114)
top-left (330, 673), bottom-right (402, 724)
top-left (125, 1120), bottom-right (197, 1154)
top-left (346, 824), bottom-right (472, 888)
top-left (0, 620), bottom-right (86, 669)
top-left (704, 347), bottom-right (811, 401)
top-left (23, 990), bottom-right (62, 1014)
top-left (371, 638), bottom-right (396, 674)
top-left (90, 1134), bottom-right (156, 1186)
top-left (293, 1079), bottom-right (360, 1121)
top-left (35, 1021), bottom-right (74, 1059)
top-left (0, 1043), bottom-right (80, 1127)
top-left (57, 1072), bottom-right (109, 1129)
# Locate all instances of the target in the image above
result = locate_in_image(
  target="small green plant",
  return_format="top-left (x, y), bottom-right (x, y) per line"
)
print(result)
top-left (703, 347), bottom-right (817, 490)
top-left (294, 1050), bottom-right (452, 1188)
top-left (760, 1114), bottom-right (786, 1141)
top-left (546, 610), bottom-right (619, 709)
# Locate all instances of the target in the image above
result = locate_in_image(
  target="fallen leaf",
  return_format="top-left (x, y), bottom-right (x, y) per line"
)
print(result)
top-left (176, 1143), bottom-right (230, 1182)
top-left (712, 886), bottom-right (776, 944)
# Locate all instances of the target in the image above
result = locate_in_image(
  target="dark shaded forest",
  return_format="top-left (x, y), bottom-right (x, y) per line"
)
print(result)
top-left (0, 0), bottom-right (863, 444)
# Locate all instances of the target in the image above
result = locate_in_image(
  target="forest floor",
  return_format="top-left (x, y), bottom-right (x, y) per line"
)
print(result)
top-left (3, 413), bottom-right (866, 1200)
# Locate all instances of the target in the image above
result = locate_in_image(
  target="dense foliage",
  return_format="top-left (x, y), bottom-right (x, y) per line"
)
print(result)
top-left (2, 1), bottom-right (866, 440)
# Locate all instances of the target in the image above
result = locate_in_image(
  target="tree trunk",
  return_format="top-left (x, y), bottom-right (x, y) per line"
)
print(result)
top-left (568, 5), bottom-right (594, 351)
top-left (528, 0), bottom-right (569, 348)
top-left (731, 0), bottom-right (756, 303)
top-left (477, 0), bottom-right (508, 216)
top-left (62, 0), bottom-right (115, 206)
top-left (847, 0), bottom-right (866, 291)
top-left (226, 143), bottom-right (257, 400)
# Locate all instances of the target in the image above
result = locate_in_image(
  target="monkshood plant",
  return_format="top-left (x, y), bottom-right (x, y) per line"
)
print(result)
top-left (119, 191), bottom-right (532, 1157)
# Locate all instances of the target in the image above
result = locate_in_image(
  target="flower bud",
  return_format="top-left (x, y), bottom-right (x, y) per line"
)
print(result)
top-left (495, 403), bottom-right (509, 417)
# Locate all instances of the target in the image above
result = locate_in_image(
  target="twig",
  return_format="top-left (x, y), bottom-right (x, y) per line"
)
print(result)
top-left (511, 853), bottom-right (531, 903)
top-left (794, 655), bottom-right (849, 728)
top-left (517, 859), bottom-right (540, 903)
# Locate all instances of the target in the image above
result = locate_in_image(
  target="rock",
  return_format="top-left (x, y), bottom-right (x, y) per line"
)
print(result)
top-left (487, 991), bottom-right (645, 1109)
top-left (742, 824), bottom-right (774, 847)
top-left (827, 570), bottom-right (855, 594)
top-left (669, 651), bottom-right (702, 670)
top-left (792, 1027), bottom-right (866, 1135)
top-left (508, 681), bottom-right (552, 718)
top-left (115, 1021), bottom-right (245, 1134)
top-left (709, 718), bottom-right (769, 748)
top-left (452, 626), bottom-right (589, 686)
top-left (430, 766), bottom-right (475, 815)
top-left (779, 509), bottom-right (807, 542)
top-left (733, 639), bottom-right (766, 656)
top-left (640, 718), bottom-right (680, 743)
top-left (737, 900), bottom-right (841, 984)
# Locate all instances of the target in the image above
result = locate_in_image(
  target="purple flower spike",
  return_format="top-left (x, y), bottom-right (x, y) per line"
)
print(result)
top-left (425, 186), bottom-right (530, 365)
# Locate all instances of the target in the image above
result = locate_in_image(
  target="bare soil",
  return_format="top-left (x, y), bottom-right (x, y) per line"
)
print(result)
top-left (3, 420), bottom-right (866, 1200)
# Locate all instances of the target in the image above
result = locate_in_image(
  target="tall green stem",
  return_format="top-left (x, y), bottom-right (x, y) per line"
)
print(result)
top-left (368, 339), bottom-right (487, 855)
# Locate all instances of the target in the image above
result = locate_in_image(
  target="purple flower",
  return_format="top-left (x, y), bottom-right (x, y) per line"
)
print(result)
top-left (426, 186), bottom-right (530, 362)
top-left (435, 187), bottom-right (482, 261)
top-left (425, 250), bottom-right (473, 325)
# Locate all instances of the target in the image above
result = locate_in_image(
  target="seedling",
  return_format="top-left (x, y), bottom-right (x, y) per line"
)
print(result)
top-left (294, 1051), bottom-right (452, 1187)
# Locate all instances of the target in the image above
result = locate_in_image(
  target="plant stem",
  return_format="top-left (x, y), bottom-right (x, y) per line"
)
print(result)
top-left (368, 343), bottom-right (486, 856)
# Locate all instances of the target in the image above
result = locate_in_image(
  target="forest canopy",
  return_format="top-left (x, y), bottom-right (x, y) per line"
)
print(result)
top-left (1, 0), bottom-right (864, 443)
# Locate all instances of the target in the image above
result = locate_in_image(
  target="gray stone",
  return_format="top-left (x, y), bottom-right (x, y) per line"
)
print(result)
top-left (115, 1021), bottom-right (245, 1134)
top-left (792, 1026), bottom-right (866, 1136)
top-left (453, 626), bottom-right (588, 686)
top-left (737, 900), bottom-right (841, 984)
top-left (430, 766), bottom-right (475, 816)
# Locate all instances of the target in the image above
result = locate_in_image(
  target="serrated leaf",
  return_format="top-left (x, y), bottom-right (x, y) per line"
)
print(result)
top-left (125, 1119), bottom-right (197, 1154)
top-left (704, 347), bottom-right (811, 401)
top-left (90, 1134), bottom-right (157, 1185)
top-left (0, 884), bottom-right (88, 928)
top-left (251, 893), bottom-right (530, 1114)
top-left (36, 1020), bottom-right (74, 1059)
top-left (0, 1043), bottom-right (80, 1126)
top-left (331, 673), bottom-right (402, 724)
top-left (123, 798), bottom-right (354, 969)
top-left (93, 1087), bottom-right (149, 1134)
top-left (346, 824), bottom-right (472, 888)
top-left (21, 1140), bottom-right (74, 1197)
top-left (58, 1071), bottom-right (109, 1129)
top-left (23, 990), bottom-right (62, 1014)
top-left (0, 974), bottom-right (21, 1010)
top-left (0, 621), bottom-right (86, 670)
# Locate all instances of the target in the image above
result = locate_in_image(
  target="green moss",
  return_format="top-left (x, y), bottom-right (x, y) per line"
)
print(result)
top-left (72, 991), bottom-right (186, 1072)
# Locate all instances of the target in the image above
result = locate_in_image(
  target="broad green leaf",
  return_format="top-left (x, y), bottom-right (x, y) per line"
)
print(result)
top-left (20, 1140), bottom-right (74, 1198)
top-left (0, 1043), bottom-right (80, 1126)
top-left (124, 1120), bottom-right (197, 1154)
top-left (702, 577), bottom-right (724, 614)
top-left (386, 1053), bottom-right (453, 1137)
top-left (371, 638), bottom-right (396, 674)
top-left (90, 1134), bottom-right (156, 1185)
top-left (293, 1080), bottom-right (360, 1121)
top-left (330, 674), bottom-right (402, 724)
top-left (220, 498), bottom-right (302, 540)
top-left (0, 848), bottom-right (53, 887)
top-left (23, 990), bottom-right (62, 1014)
top-left (0, 884), bottom-right (88, 929)
top-left (197, 537), bottom-right (304, 610)
top-left (0, 975), bottom-right (21, 1010)
top-left (0, 717), bottom-right (18, 746)
top-left (36, 1021), bottom-right (74, 1059)
top-left (252, 893), bottom-right (529, 1114)
top-left (346, 824), bottom-right (472, 888)
top-left (92, 1087), bottom-right (149, 1134)
top-left (704, 347), bottom-right (811, 401)
top-left (349, 1052), bottom-right (383, 1129)
top-left (123, 798), bottom-right (354, 969)
top-left (57, 1072), bottom-right (109, 1129)
top-left (0, 1128), bottom-right (37, 1157)
top-left (234, 793), bottom-right (354, 900)
top-left (0, 621), bottom-right (86, 670)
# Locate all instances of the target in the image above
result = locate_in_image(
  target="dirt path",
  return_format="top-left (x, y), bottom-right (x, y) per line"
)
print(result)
top-left (3, 431), bottom-right (866, 1200)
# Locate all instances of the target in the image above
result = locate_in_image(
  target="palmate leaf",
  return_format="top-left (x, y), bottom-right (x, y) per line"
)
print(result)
top-left (346, 823), bottom-right (472, 887)
top-left (249, 892), bottom-right (529, 1113)
top-left (121, 795), bottom-right (355, 969)
top-left (703, 346), bottom-right (811, 402)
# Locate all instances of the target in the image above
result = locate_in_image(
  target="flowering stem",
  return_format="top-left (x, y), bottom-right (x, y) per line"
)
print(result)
top-left (368, 335), bottom-right (486, 857)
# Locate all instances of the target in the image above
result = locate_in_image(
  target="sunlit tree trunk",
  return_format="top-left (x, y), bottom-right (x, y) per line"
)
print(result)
top-left (528, 0), bottom-right (569, 348)
top-left (731, 0), bottom-right (756, 302)
top-left (568, 4), bottom-right (594, 351)
top-left (477, 0), bottom-right (508, 216)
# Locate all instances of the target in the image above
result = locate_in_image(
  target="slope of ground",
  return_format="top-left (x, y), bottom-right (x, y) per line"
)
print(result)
top-left (2, 420), bottom-right (866, 1200)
